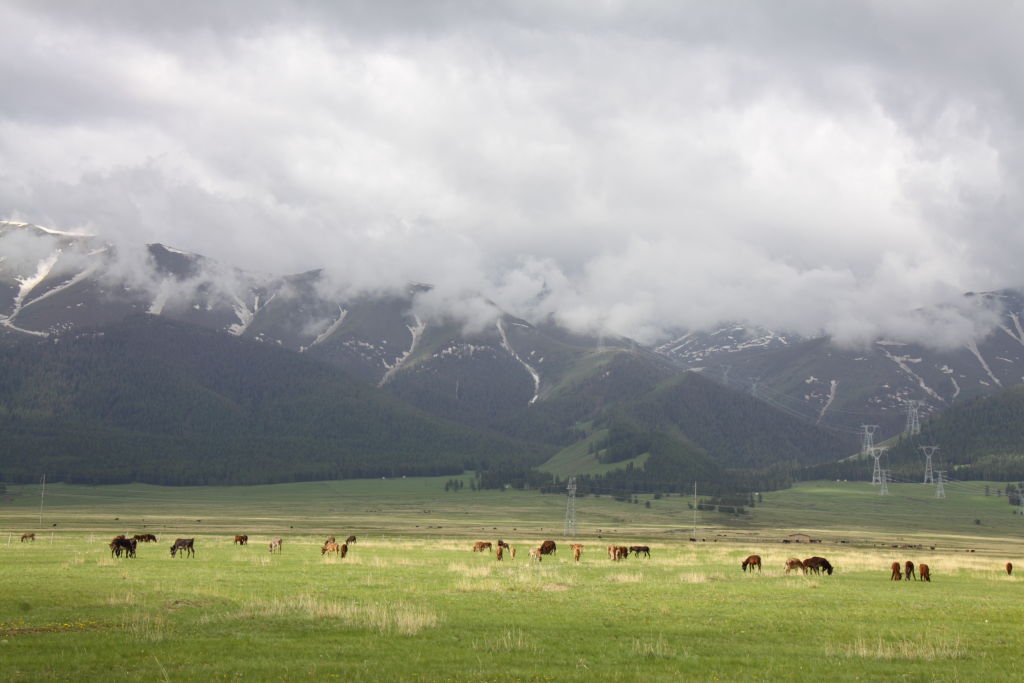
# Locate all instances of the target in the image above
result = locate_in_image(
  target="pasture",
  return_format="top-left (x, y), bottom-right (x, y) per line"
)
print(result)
top-left (2, 478), bottom-right (1023, 681)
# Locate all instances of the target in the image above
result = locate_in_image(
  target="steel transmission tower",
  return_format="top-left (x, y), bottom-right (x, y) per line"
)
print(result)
top-left (904, 400), bottom-right (922, 436)
top-left (870, 447), bottom-right (887, 485)
top-left (879, 469), bottom-right (889, 495)
top-left (920, 445), bottom-right (939, 484)
top-left (935, 471), bottom-right (946, 499)
top-left (563, 477), bottom-right (577, 536)
top-left (861, 425), bottom-right (878, 457)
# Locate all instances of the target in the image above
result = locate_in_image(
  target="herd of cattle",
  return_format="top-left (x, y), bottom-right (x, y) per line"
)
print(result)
top-left (15, 532), bottom-right (1020, 579)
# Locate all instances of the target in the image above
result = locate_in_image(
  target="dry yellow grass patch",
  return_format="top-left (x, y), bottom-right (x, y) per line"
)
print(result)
top-left (608, 571), bottom-right (643, 583)
top-left (632, 634), bottom-right (675, 658)
top-left (240, 595), bottom-right (439, 635)
top-left (477, 627), bottom-right (534, 653)
top-left (831, 634), bottom-right (966, 660)
top-left (447, 562), bottom-right (492, 578)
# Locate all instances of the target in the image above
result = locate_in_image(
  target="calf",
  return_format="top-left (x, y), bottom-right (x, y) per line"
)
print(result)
top-left (784, 558), bottom-right (805, 575)
top-left (529, 547), bottom-right (542, 562)
top-left (269, 537), bottom-right (283, 553)
top-left (322, 542), bottom-right (340, 556)
top-left (890, 561), bottom-right (902, 581)
top-left (919, 563), bottom-right (931, 582)
top-left (495, 545), bottom-right (504, 561)
top-left (570, 543), bottom-right (583, 562)
top-left (509, 546), bottom-right (516, 560)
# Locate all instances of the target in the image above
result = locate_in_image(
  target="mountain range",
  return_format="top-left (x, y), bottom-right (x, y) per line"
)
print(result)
top-left (2, 220), bottom-right (1022, 486)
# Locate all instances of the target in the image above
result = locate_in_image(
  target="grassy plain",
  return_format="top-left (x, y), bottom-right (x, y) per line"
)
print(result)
top-left (2, 478), bottom-right (1023, 681)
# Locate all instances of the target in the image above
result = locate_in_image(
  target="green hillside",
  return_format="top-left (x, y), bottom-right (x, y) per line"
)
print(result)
top-left (0, 316), bottom-right (550, 485)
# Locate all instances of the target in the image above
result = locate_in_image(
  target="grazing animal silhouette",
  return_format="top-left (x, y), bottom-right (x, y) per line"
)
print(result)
top-left (529, 547), bottom-right (542, 562)
top-left (919, 563), bottom-right (931, 581)
top-left (472, 541), bottom-right (492, 552)
top-left (570, 543), bottom-right (583, 562)
top-left (784, 558), bottom-right (805, 575)
top-left (1007, 562), bottom-right (1013, 576)
top-left (322, 542), bottom-right (340, 555)
top-left (268, 537), bottom-right (283, 553)
top-left (234, 535), bottom-right (248, 545)
top-left (904, 560), bottom-right (916, 581)
top-left (20, 533), bottom-right (35, 542)
top-left (741, 555), bottom-right (762, 572)
top-left (890, 562), bottom-right (902, 580)
top-left (346, 535), bottom-right (357, 544)
top-left (630, 545), bottom-right (651, 558)
top-left (495, 545), bottom-right (504, 561)
top-left (170, 538), bottom-right (195, 558)
top-left (802, 557), bottom-right (833, 575)
top-left (539, 540), bottom-right (557, 556)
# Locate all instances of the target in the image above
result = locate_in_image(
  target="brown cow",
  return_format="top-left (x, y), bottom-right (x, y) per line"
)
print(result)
top-left (539, 540), bottom-right (557, 556)
top-left (741, 555), bottom-right (762, 572)
top-left (607, 545), bottom-right (628, 561)
top-left (495, 545), bottom-right (504, 561)
top-left (890, 561), bottom-right (902, 580)
top-left (322, 542), bottom-right (340, 556)
top-left (1007, 562), bottom-right (1014, 576)
top-left (904, 560), bottom-right (916, 581)
top-left (509, 546), bottom-right (516, 560)
top-left (919, 563), bottom-right (931, 582)
top-left (784, 558), bottom-right (805, 575)
top-left (20, 533), bottom-right (35, 542)
top-left (269, 537), bottom-right (283, 553)
top-left (570, 543), bottom-right (583, 562)
top-left (529, 547), bottom-right (542, 562)
top-left (234, 535), bottom-right (248, 546)
top-left (339, 543), bottom-right (349, 559)
top-left (472, 541), bottom-right (493, 552)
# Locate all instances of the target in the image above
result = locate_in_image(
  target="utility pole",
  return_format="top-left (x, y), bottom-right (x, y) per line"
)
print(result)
top-left (904, 400), bottom-right (921, 436)
top-left (563, 477), bottom-right (577, 536)
top-left (920, 445), bottom-right (938, 484)
top-left (879, 469), bottom-right (889, 495)
top-left (935, 471), bottom-right (946, 499)
top-left (38, 474), bottom-right (46, 526)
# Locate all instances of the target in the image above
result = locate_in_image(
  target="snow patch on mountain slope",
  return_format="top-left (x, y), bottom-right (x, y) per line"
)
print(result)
top-left (228, 293), bottom-right (276, 336)
top-left (877, 344), bottom-right (945, 403)
top-left (0, 253), bottom-right (59, 336)
top-left (380, 315), bottom-right (426, 386)
top-left (301, 307), bottom-right (348, 352)
top-left (965, 340), bottom-right (1002, 387)
top-left (497, 318), bottom-right (541, 404)
top-left (816, 380), bottom-right (838, 424)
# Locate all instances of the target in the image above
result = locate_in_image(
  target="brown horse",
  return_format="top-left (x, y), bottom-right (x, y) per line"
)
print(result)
top-left (919, 563), bottom-right (931, 582)
top-left (322, 542), bottom-right (340, 556)
top-left (570, 543), bottom-right (583, 562)
top-left (784, 558), bottom-right (805, 575)
top-left (472, 541), bottom-right (492, 552)
top-left (346, 535), bottom-right (357, 544)
top-left (234, 535), bottom-right (248, 546)
top-left (741, 555), bottom-right (762, 572)
top-left (268, 537), bottom-right (283, 553)
top-left (904, 560), bottom-right (916, 581)
top-left (495, 545), bottom-right (504, 561)
top-left (1007, 562), bottom-right (1014, 576)
top-left (20, 533), bottom-right (35, 542)
top-left (803, 557), bottom-right (833, 575)
top-left (539, 540), bottom-right (557, 556)
top-left (890, 561), bottom-right (902, 580)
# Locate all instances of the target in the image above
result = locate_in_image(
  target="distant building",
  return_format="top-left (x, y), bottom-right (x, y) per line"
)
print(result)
top-left (786, 533), bottom-right (813, 543)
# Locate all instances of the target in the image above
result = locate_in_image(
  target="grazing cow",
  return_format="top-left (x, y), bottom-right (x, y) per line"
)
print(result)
top-left (570, 543), bottom-right (583, 562)
top-left (269, 537), bottom-right (283, 553)
top-left (803, 557), bottom-right (833, 575)
top-left (20, 533), bottom-right (35, 542)
top-left (133, 534), bottom-right (157, 543)
top-left (509, 546), bottom-right (516, 560)
top-left (495, 545), bottom-right (504, 561)
top-left (170, 538), bottom-right (195, 558)
top-left (1007, 562), bottom-right (1013, 576)
top-left (346, 535), bottom-right (357, 544)
top-left (234, 535), bottom-right (248, 546)
top-left (340, 543), bottom-right (348, 559)
top-left (630, 545), bottom-right (651, 558)
top-left (741, 555), bottom-right (762, 572)
top-left (472, 541), bottom-right (493, 553)
top-left (539, 540), bottom-right (557, 556)
top-left (529, 547), bottom-right (542, 562)
top-left (919, 563), bottom-right (931, 582)
top-left (608, 545), bottom-right (629, 561)
top-left (904, 560), bottom-right (916, 581)
top-left (784, 558), bottom-right (806, 575)
top-left (890, 561), bottom-right (902, 581)
top-left (322, 542), bottom-right (340, 556)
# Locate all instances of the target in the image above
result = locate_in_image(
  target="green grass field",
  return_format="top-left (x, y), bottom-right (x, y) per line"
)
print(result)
top-left (2, 478), bottom-right (1023, 681)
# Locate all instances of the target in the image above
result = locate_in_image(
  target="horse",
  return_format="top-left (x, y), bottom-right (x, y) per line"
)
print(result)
top-left (339, 543), bottom-right (349, 559)
top-left (322, 542), bottom-right (340, 556)
top-left (539, 540), bottom-right (557, 556)
top-left (803, 557), bottom-right (833, 575)
top-left (20, 533), bottom-right (35, 542)
top-left (630, 545), bottom-right (651, 558)
top-left (570, 543), bottom-right (583, 562)
top-left (1007, 562), bottom-right (1014, 576)
top-left (133, 534), bottom-right (157, 543)
top-left (919, 563), bottom-right (931, 581)
top-left (529, 547), bottom-right (542, 562)
top-left (269, 537), bottom-right (283, 553)
top-left (890, 561), bottom-right (902, 580)
top-left (234, 535), bottom-right (248, 546)
top-left (904, 560), bottom-right (916, 581)
top-left (170, 538), bottom-right (195, 558)
top-left (741, 555), bottom-right (762, 572)
top-left (472, 541), bottom-right (492, 552)
top-left (346, 535), bottom-right (357, 544)
top-left (784, 558), bottom-right (805, 575)
top-left (495, 545), bottom-right (504, 561)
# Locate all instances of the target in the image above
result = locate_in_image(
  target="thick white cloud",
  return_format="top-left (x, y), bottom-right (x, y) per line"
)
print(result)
top-left (1, 1), bottom-right (1022, 346)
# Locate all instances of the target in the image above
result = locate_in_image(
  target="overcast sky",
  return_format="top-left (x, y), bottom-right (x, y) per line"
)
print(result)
top-left (2, 1), bottom-right (1022, 346)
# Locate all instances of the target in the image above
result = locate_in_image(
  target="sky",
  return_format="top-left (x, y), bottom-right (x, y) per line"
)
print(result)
top-left (2, 1), bottom-right (1022, 346)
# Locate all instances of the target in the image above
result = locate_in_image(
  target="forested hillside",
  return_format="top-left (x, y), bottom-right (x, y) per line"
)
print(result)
top-left (0, 316), bottom-right (550, 485)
